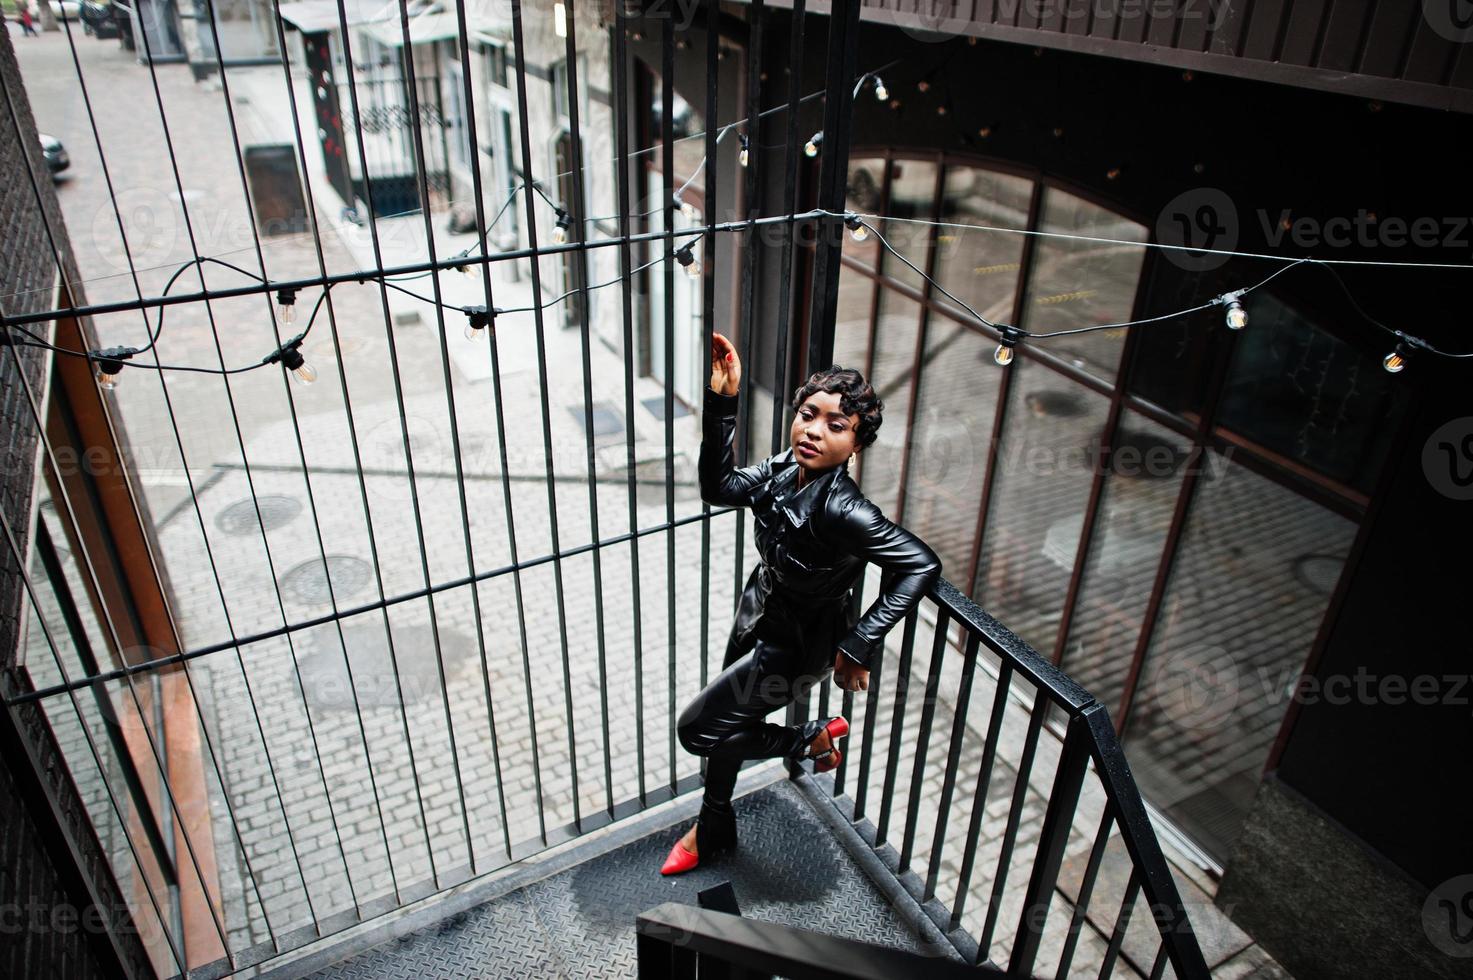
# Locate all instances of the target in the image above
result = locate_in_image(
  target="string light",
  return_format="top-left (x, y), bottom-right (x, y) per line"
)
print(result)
top-left (993, 326), bottom-right (1021, 367)
top-left (267, 336), bottom-right (317, 385)
top-left (1383, 341), bottom-right (1410, 373)
top-left (873, 76), bottom-right (888, 101)
top-left (551, 207), bottom-right (573, 245)
top-left (92, 346), bottom-right (134, 390)
top-left (1221, 291), bottom-right (1248, 330)
top-left (276, 287), bottom-right (297, 324)
top-left (843, 213), bottom-right (868, 243)
top-left (463, 305), bottom-right (494, 342)
top-left (804, 132), bottom-right (823, 158)
top-left (738, 133), bottom-right (749, 168)
top-left (677, 195), bottom-right (700, 220)
top-left (675, 243), bottom-right (701, 279)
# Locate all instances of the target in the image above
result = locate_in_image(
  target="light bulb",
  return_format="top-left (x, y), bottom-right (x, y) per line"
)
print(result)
top-left (993, 344), bottom-right (1014, 366)
top-left (739, 146), bottom-right (749, 167)
top-left (465, 322), bottom-right (482, 342)
top-left (455, 254), bottom-right (474, 275)
top-left (684, 257), bottom-right (702, 279)
top-left (551, 224), bottom-right (567, 245)
top-left (276, 287), bottom-right (297, 324)
top-left (292, 362), bottom-right (318, 385)
top-left (804, 132), bottom-right (822, 158)
top-left (1225, 299), bottom-right (1247, 330)
top-left (96, 364), bottom-right (121, 390)
top-left (277, 343), bottom-right (316, 385)
top-left (844, 214), bottom-right (869, 243)
top-left (1382, 343), bottom-right (1409, 373)
top-left (680, 199), bottom-right (699, 220)
top-left (873, 80), bottom-right (888, 102)
top-left (92, 349), bottom-right (129, 390)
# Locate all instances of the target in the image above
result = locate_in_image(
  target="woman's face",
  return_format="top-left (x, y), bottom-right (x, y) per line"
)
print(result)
top-left (791, 390), bottom-right (862, 473)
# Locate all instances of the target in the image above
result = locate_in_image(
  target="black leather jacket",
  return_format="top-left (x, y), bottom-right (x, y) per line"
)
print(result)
top-left (698, 385), bottom-right (942, 671)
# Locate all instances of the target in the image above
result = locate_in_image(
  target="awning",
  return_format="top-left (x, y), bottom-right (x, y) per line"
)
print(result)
top-left (278, 0), bottom-right (511, 47)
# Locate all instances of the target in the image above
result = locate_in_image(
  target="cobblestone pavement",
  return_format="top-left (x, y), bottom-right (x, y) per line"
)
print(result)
top-left (14, 29), bottom-right (1283, 980)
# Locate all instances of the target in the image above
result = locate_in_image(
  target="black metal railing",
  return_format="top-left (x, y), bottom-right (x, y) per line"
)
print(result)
top-left (792, 576), bottom-right (1210, 979)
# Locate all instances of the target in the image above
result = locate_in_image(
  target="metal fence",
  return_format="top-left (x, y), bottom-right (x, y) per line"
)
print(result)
top-left (1, 0), bottom-right (1207, 977)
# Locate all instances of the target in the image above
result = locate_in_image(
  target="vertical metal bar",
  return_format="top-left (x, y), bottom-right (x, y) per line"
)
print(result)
top-left (612, 0), bottom-right (649, 809)
top-left (976, 690), bottom-right (1047, 961)
top-left (922, 630), bottom-right (979, 900)
top-left (659, 9), bottom-right (679, 795)
top-left (697, 0), bottom-right (719, 699)
top-left (965, 180), bottom-right (1043, 599)
top-left (948, 657), bottom-right (1019, 925)
top-left (767, 0), bottom-right (806, 459)
top-left (803, 0), bottom-right (862, 377)
top-left (450, 0), bottom-right (516, 861)
top-left (854, 606), bottom-right (921, 822)
top-left (1048, 251), bottom-right (1154, 666)
top-left (201, 0), bottom-right (403, 903)
top-left (874, 603), bottom-right (918, 846)
top-left (731, 0), bottom-right (765, 650)
top-left (1, 511), bottom-right (186, 976)
top-left (1098, 871), bottom-right (1141, 980)
top-left (892, 156), bottom-right (946, 526)
top-left (510, 0), bottom-right (572, 843)
top-left (1054, 811), bottom-right (1115, 980)
top-left (1148, 942), bottom-right (1170, 980)
top-left (897, 615), bottom-right (948, 872)
top-left (559, 0), bottom-right (613, 825)
top-left (34, 520), bottom-right (179, 886)
top-left (312, 0), bottom-right (446, 884)
top-left (394, 0), bottom-right (500, 863)
top-left (1008, 709), bottom-right (1093, 978)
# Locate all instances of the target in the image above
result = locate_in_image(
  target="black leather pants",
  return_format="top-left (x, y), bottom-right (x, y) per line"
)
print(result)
top-left (676, 632), bottom-right (834, 813)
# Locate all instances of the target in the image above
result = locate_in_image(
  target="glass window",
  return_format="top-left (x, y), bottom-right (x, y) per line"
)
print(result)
top-left (1057, 411), bottom-right (1193, 717)
top-left (902, 315), bottom-right (1004, 588)
top-left (1121, 460), bottom-right (1356, 861)
top-left (878, 159), bottom-right (937, 292)
top-left (931, 165), bottom-right (1033, 323)
top-left (1021, 188), bottom-right (1147, 383)
top-left (1215, 290), bottom-right (1407, 496)
top-left (856, 291), bottom-right (922, 518)
top-left (971, 357), bottom-right (1111, 652)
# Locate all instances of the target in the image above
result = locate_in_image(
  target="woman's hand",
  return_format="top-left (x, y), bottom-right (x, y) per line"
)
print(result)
top-left (711, 332), bottom-right (741, 396)
top-left (834, 653), bottom-right (870, 692)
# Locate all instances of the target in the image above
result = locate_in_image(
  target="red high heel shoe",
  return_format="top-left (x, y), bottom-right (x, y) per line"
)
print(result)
top-left (659, 803), bottom-right (738, 875)
top-left (801, 716), bottom-right (849, 774)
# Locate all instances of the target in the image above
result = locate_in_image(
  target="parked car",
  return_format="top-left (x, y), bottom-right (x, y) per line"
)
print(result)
top-left (48, 0), bottom-right (84, 21)
top-left (39, 134), bottom-right (70, 177)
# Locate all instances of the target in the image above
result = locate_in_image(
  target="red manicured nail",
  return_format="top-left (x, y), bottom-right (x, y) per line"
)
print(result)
top-left (726, 353), bottom-right (733, 361)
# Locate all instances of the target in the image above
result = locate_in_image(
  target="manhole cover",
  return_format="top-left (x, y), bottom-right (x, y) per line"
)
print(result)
top-left (297, 619), bottom-right (475, 710)
top-left (215, 496), bottom-right (302, 536)
top-left (279, 555), bottom-right (372, 604)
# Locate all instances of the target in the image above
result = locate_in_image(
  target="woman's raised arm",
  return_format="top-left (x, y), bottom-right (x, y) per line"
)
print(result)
top-left (698, 332), bottom-right (773, 507)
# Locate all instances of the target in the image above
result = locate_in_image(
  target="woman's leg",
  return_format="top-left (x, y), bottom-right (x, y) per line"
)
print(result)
top-left (676, 637), bottom-right (828, 805)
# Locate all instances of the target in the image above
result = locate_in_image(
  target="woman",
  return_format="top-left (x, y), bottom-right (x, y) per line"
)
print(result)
top-left (661, 332), bottom-right (942, 875)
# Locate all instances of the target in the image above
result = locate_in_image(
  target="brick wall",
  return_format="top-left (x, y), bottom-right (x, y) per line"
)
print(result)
top-left (0, 20), bottom-right (156, 980)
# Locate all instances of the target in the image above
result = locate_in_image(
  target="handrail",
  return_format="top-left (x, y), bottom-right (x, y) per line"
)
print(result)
top-left (817, 573), bottom-right (1211, 979)
top-left (635, 901), bottom-right (1006, 979)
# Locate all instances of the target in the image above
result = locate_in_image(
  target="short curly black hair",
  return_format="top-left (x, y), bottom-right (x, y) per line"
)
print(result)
top-left (791, 365), bottom-right (884, 450)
